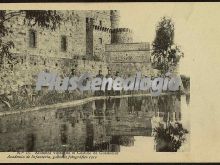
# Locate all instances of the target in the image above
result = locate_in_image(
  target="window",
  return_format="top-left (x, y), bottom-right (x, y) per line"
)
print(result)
top-left (29, 30), bottom-right (36, 48)
top-left (86, 17), bottom-right (89, 23)
top-left (89, 18), bottom-right (94, 24)
top-left (99, 20), bottom-right (102, 26)
top-left (60, 124), bottom-right (67, 145)
top-left (99, 38), bottom-right (102, 44)
top-left (61, 35), bottom-right (67, 52)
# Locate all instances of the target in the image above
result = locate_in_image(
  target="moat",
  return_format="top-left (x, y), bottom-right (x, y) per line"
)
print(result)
top-left (0, 94), bottom-right (190, 152)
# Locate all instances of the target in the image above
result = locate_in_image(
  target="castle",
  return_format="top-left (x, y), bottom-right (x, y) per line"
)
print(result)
top-left (5, 10), bottom-right (155, 86)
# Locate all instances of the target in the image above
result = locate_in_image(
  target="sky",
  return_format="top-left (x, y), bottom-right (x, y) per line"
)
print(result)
top-left (118, 3), bottom-right (210, 77)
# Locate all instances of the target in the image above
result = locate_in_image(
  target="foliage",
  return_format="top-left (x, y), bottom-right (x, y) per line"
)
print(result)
top-left (118, 136), bottom-right (134, 146)
top-left (154, 122), bottom-right (188, 152)
top-left (24, 10), bottom-right (61, 30)
top-left (7, 89), bottom-right (93, 111)
top-left (151, 17), bottom-right (184, 74)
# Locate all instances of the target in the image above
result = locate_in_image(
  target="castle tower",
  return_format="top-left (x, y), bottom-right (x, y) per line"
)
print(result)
top-left (86, 17), bottom-right (94, 58)
top-left (110, 10), bottom-right (120, 29)
top-left (86, 11), bottom-right (112, 61)
top-left (111, 28), bottom-right (133, 44)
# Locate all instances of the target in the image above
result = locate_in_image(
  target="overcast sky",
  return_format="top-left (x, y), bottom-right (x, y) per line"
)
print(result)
top-left (97, 3), bottom-right (213, 78)
top-left (119, 3), bottom-right (197, 76)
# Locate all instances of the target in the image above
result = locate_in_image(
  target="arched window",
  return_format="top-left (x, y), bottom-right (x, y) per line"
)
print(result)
top-left (99, 38), bottom-right (102, 44)
top-left (29, 30), bottom-right (37, 48)
top-left (61, 35), bottom-right (67, 52)
top-left (99, 20), bottom-right (102, 26)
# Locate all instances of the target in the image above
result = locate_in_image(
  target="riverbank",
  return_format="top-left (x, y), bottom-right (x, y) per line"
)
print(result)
top-left (0, 92), bottom-right (175, 117)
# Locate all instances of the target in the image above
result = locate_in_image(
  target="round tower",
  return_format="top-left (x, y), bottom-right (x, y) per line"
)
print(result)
top-left (110, 10), bottom-right (120, 29)
top-left (111, 28), bottom-right (133, 44)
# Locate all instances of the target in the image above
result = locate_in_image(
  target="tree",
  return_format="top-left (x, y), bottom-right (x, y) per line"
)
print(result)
top-left (151, 17), bottom-right (184, 74)
top-left (154, 122), bottom-right (188, 152)
top-left (0, 10), bottom-right (61, 106)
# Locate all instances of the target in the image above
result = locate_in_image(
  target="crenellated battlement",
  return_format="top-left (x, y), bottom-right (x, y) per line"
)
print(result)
top-left (92, 25), bottom-right (111, 33)
top-left (88, 25), bottom-right (133, 34)
top-left (111, 28), bottom-right (133, 33)
top-left (85, 10), bottom-right (134, 58)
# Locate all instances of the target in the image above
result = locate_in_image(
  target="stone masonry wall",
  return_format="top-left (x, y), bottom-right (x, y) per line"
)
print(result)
top-left (93, 28), bottom-right (111, 61)
top-left (85, 11), bottom-right (112, 60)
top-left (5, 11), bottom-right (87, 59)
top-left (3, 10), bottom-right (89, 81)
top-left (105, 42), bottom-right (154, 76)
top-left (2, 10), bottom-right (157, 87)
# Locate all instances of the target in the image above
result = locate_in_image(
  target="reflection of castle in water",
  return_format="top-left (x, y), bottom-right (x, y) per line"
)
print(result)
top-left (0, 95), bottom-right (183, 152)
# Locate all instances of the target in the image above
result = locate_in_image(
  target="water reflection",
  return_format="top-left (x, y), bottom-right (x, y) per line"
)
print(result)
top-left (0, 94), bottom-right (190, 152)
top-left (26, 133), bottom-right (36, 152)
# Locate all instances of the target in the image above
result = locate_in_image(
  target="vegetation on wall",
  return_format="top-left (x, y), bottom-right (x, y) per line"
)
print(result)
top-left (0, 10), bottom-right (61, 99)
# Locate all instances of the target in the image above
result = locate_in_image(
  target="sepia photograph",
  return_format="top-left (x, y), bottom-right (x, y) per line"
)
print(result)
top-left (2, 2), bottom-right (220, 163)
top-left (0, 8), bottom-right (190, 153)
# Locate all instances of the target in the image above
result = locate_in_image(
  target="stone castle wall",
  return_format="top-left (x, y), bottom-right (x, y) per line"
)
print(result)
top-left (111, 28), bottom-right (133, 44)
top-left (92, 27), bottom-right (111, 61)
top-left (3, 10), bottom-right (157, 85)
top-left (5, 11), bottom-right (87, 59)
top-left (76, 60), bottom-right (108, 75)
top-left (85, 11), bottom-right (112, 60)
top-left (105, 42), bottom-right (154, 76)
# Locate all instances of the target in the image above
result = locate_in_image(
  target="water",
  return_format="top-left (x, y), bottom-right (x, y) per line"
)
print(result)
top-left (0, 94), bottom-right (190, 152)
